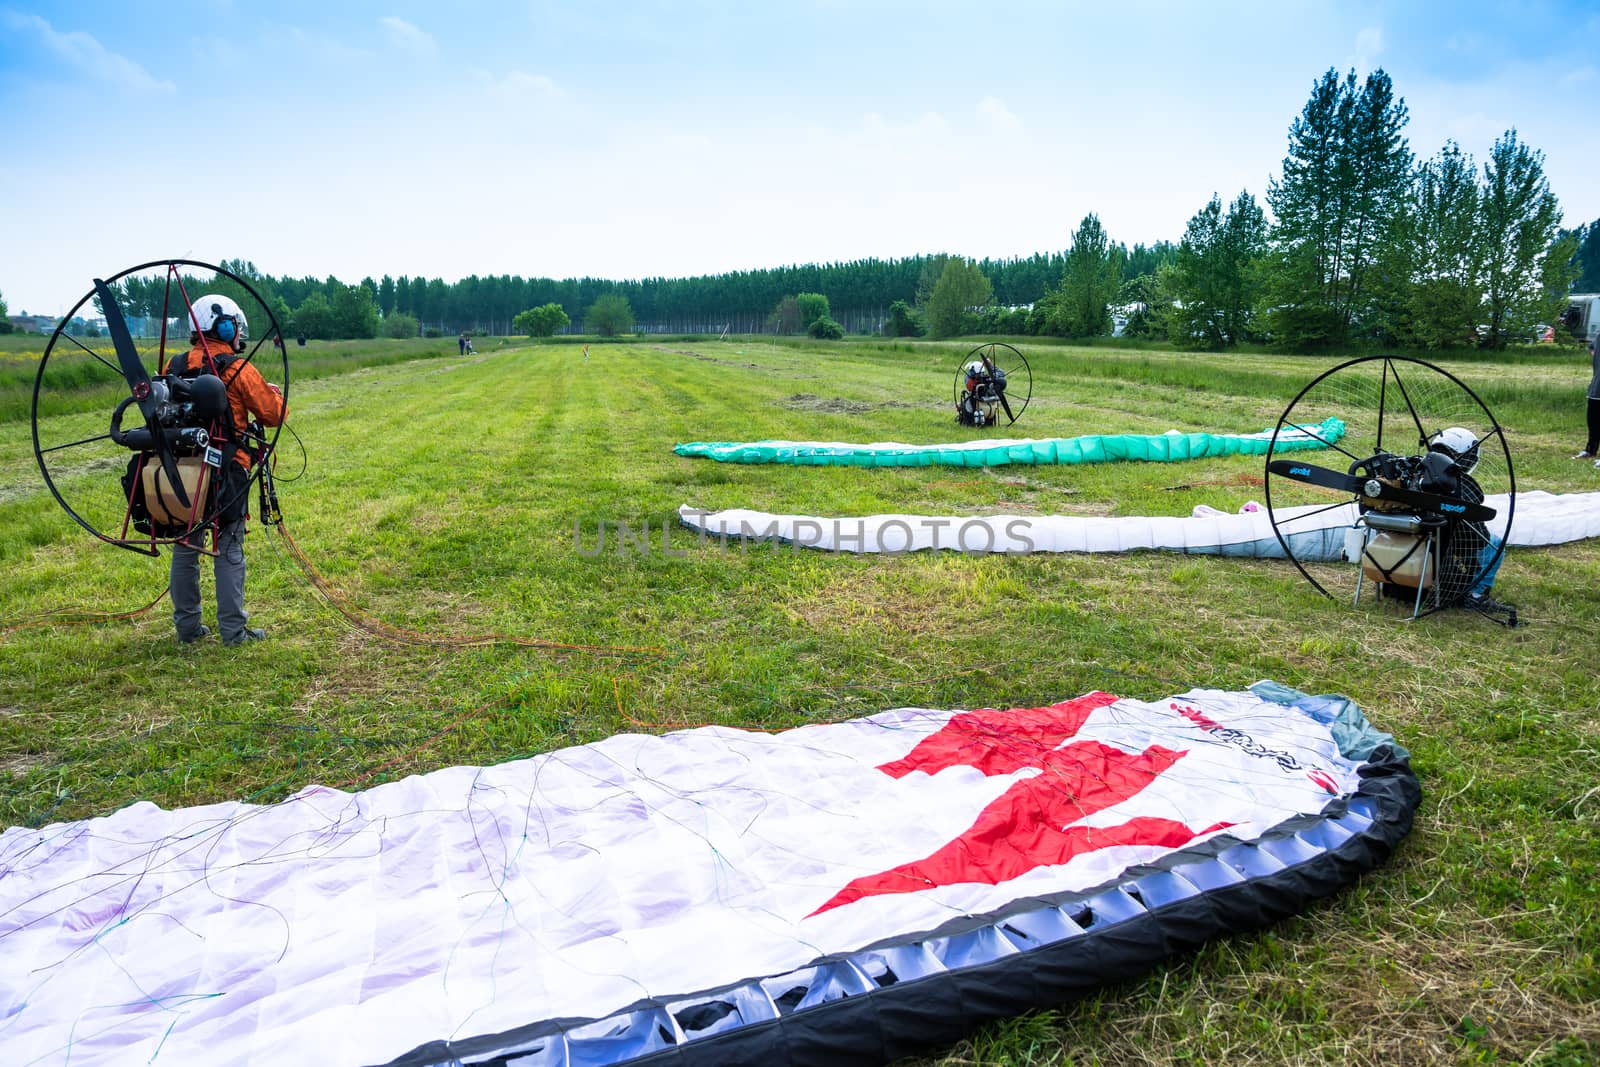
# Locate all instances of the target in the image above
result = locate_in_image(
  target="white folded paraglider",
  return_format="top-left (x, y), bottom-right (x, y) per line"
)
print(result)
top-left (677, 490), bottom-right (1600, 556)
top-left (0, 683), bottom-right (1416, 1067)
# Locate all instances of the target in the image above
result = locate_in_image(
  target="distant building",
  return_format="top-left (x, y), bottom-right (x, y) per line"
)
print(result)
top-left (8, 314), bottom-right (57, 334)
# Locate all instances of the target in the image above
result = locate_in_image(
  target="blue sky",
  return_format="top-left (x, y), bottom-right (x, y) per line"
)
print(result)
top-left (2, 1), bottom-right (1597, 315)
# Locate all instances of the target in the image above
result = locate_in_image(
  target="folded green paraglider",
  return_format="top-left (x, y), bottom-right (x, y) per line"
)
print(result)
top-left (674, 418), bottom-right (1345, 468)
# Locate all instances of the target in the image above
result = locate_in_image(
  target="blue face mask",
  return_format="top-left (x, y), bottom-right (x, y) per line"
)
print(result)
top-left (216, 318), bottom-right (236, 343)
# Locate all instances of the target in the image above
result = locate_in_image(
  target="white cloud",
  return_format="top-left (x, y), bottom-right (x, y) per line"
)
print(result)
top-left (498, 70), bottom-right (560, 98)
top-left (274, 25), bottom-right (373, 65)
top-left (976, 95), bottom-right (1022, 134)
top-left (379, 16), bottom-right (436, 57)
top-left (858, 110), bottom-right (952, 146)
top-left (2, 10), bottom-right (174, 93)
top-left (467, 69), bottom-right (564, 108)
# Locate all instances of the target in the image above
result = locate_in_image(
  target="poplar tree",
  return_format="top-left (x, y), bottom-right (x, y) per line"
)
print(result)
top-left (926, 258), bottom-right (993, 339)
top-left (1570, 221), bottom-right (1600, 292)
top-left (1387, 142), bottom-right (1483, 348)
top-left (1264, 68), bottom-right (1412, 348)
top-left (1045, 214), bottom-right (1123, 338)
top-left (1168, 191), bottom-right (1267, 348)
top-left (585, 293), bottom-right (635, 337)
top-left (1478, 130), bottom-right (1572, 346)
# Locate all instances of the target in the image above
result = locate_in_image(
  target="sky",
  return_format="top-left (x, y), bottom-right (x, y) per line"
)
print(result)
top-left (1, 0), bottom-right (1597, 316)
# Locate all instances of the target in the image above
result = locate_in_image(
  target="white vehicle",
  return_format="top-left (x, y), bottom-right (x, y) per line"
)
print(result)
top-left (1559, 293), bottom-right (1600, 347)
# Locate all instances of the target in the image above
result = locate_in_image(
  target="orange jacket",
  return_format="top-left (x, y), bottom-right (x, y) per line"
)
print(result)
top-left (165, 339), bottom-right (287, 469)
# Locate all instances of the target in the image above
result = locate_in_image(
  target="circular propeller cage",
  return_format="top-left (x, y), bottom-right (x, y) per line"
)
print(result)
top-left (1264, 356), bottom-right (1514, 618)
top-left (954, 342), bottom-right (1032, 428)
top-left (30, 259), bottom-right (290, 555)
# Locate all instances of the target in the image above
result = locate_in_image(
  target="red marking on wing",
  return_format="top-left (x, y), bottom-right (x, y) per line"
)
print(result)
top-left (812, 738), bottom-right (1199, 916)
top-left (1307, 769), bottom-right (1338, 794)
top-left (1173, 703), bottom-right (1220, 731)
top-left (877, 692), bottom-right (1120, 779)
top-left (813, 815), bottom-right (1224, 915)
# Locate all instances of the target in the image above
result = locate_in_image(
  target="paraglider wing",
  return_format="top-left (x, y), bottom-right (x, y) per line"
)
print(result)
top-left (0, 684), bottom-right (1417, 1067)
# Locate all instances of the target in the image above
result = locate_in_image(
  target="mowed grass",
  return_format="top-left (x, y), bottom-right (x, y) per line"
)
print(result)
top-left (2, 337), bottom-right (1598, 1066)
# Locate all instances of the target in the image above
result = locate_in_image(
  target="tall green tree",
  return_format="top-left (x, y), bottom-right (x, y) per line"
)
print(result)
top-left (330, 282), bottom-right (380, 338)
top-left (585, 293), bottom-right (635, 336)
top-left (1117, 271), bottom-right (1172, 340)
top-left (1478, 130), bottom-right (1572, 346)
top-left (925, 258), bottom-right (993, 339)
top-left (1043, 214), bottom-right (1123, 338)
top-left (290, 293), bottom-right (335, 340)
top-left (1264, 68), bottom-right (1412, 348)
top-left (513, 303), bottom-right (570, 337)
top-left (795, 293), bottom-right (832, 333)
top-left (885, 299), bottom-right (923, 338)
top-left (1167, 191), bottom-right (1267, 348)
top-left (767, 295), bottom-right (801, 334)
top-left (1386, 141), bottom-right (1483, 348)
top-left (914, 254), bottom-right (955, 310)
top-left (1569, 220), bottom-right (1600, 292)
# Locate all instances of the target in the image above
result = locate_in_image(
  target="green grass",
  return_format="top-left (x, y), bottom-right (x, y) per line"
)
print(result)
top-left (0, 332), bottom-right (525, 422)
top-left (2, 337), bottom-right (1598, 1066)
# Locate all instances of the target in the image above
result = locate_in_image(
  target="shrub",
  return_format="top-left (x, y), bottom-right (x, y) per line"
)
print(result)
top-left (383, 312), bottom-right (419, 339)
top-left (808, 315), bottom-right (845, 340)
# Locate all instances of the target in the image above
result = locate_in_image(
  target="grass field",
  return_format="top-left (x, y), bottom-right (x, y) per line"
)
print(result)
top-left (2, 336), bottom-right (1598, 1065)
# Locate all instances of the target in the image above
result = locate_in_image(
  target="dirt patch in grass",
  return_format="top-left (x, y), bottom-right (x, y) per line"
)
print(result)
top-left (1314, 920), bottom-right (1600, 1064)
top-left (651, 345), bottom-right (758, 369)
top-left (1162, 470), bottom-right (1267, 491)
top-left (0, 753), bottom-right (37, 778)
top-left (778, 393), bottom-right (929, 414)
top-left (421, 353), bottom-right (497, 375)
top-left (1033, 499), bottom-right (1117, 516)
top-left (288, 630), bottom-right (458, 725)
top-left (789, 569), bottom-right (949, 636)
top-left (2, 454), bottom-right (125, 504)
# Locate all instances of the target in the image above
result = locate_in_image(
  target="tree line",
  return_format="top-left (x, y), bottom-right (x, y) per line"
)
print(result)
top-left (78, 66), bottom-right (1600, 351)
top-left (901, 69), bottom-right (1591, 350)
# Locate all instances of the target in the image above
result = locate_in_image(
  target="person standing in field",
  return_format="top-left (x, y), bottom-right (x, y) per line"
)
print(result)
top-left (1577, 336), bottom-right (1600, 465)
top-left (165, 295), bottom-right (287, 646)
top-left (458, 331), bottom-right (467, 355)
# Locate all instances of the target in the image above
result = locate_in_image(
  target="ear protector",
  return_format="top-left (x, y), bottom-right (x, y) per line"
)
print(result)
top-left (212, 304), bottom-right (237, 343)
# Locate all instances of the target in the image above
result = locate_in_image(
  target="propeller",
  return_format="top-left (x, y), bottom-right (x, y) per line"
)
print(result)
top-left (96, 278), bottom-right (190, 509)
top-left (953, 343), bottom-right (1032, 428)
top-left (989, 358), bottom-right (1016, 424)
top-left (1266, 459), bottom-right (1496, 523)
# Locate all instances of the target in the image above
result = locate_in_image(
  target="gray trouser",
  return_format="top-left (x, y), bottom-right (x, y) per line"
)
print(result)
top-left (171, 518), bottom-right (248, 641)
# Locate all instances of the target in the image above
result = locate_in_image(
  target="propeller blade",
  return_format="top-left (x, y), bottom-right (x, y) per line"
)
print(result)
top-left (150, 422), bottom-right (192, 511)
top-left (95, 279), bottom-right (153, 406)
top-left (96, 279), bottom-right (191, 510)
top-left (1267, 460), bottom-right (1494, 523)
top-left (997, 389), bottom-right (1016, 424)
top-left (1267, 459), bottom-right (1358, 494)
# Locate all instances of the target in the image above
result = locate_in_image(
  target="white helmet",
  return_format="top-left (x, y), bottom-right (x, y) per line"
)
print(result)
top-left (1429, 426), bottom-right (1480, 473)
top-left (190, 294), bottom-right (248, 352)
